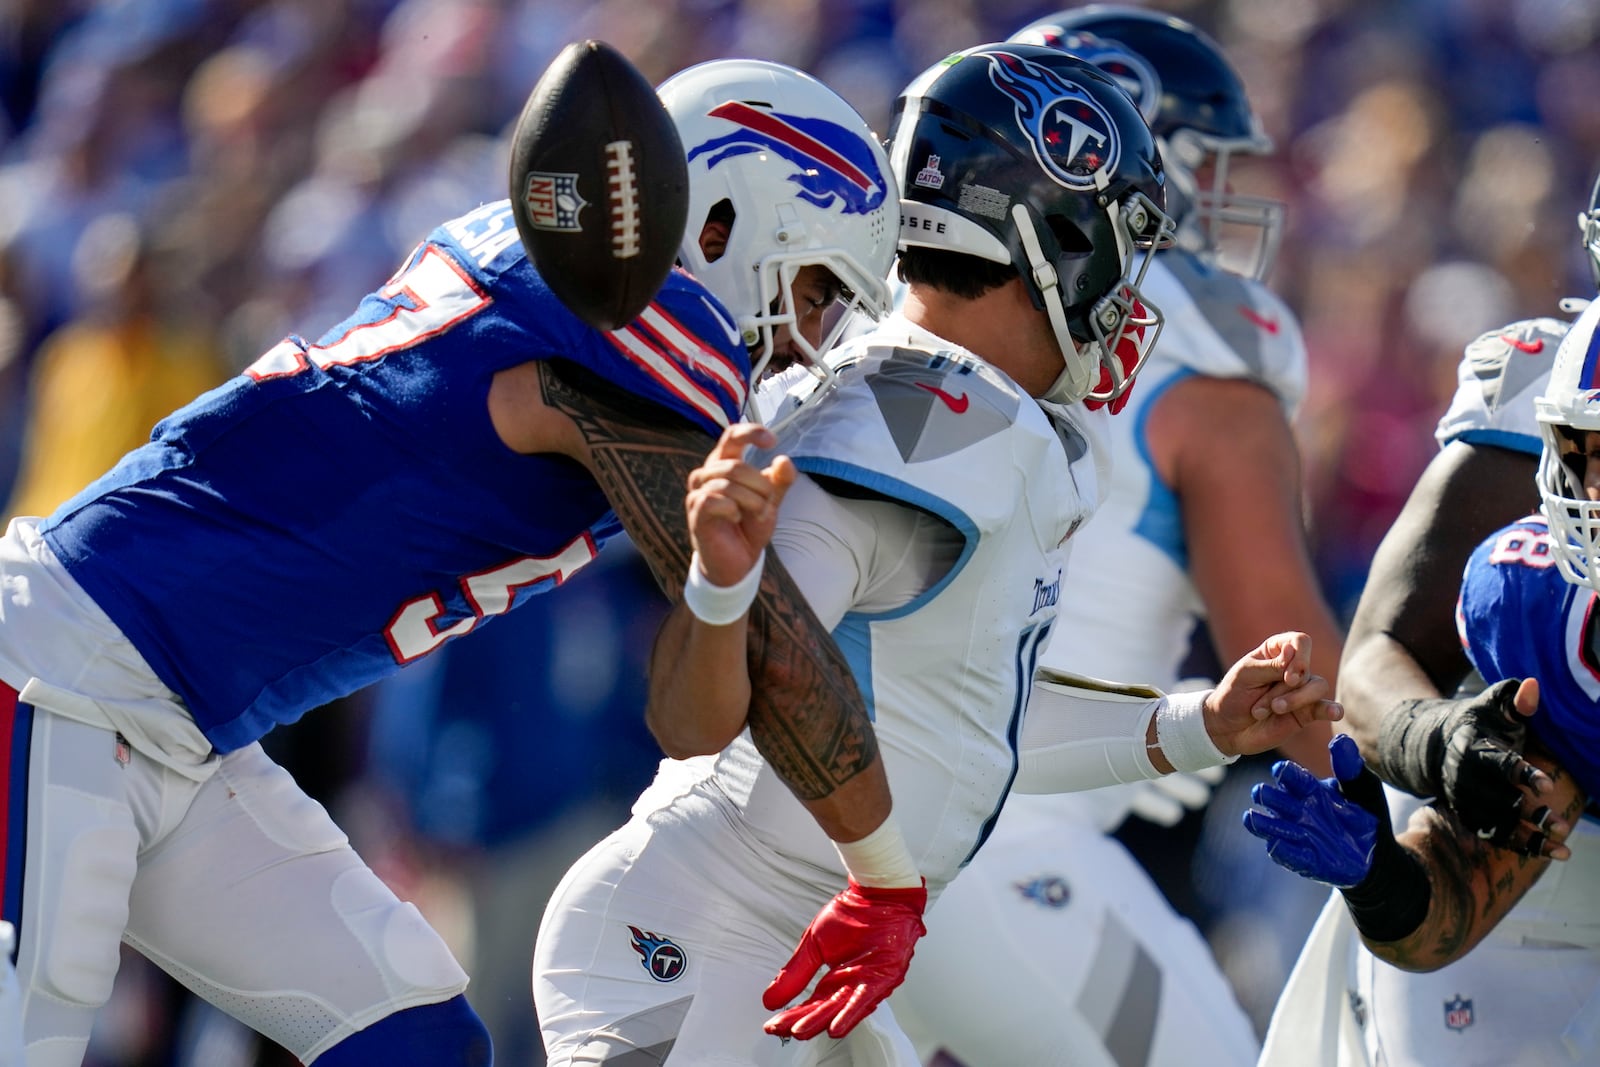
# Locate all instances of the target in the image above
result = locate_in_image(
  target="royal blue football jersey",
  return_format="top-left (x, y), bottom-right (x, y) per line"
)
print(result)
top-left (1459, 514), bottom-right (1600, 797)
top-left (39, 199), bottom-right (748, 752)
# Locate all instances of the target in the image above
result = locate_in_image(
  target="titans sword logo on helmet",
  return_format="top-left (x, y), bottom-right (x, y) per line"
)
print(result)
top-left (986, 50), bottom-right (1122, 193)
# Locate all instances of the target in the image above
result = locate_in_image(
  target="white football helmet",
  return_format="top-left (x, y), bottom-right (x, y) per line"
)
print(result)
top-left (1535, 297), bottom-right (1600, 592)
top-left (658, 59), bottom-right (899, 409)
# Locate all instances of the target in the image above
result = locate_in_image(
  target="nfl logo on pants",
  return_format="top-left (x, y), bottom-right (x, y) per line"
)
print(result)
top-left (1444, 995), bottom-right (1474, 1032)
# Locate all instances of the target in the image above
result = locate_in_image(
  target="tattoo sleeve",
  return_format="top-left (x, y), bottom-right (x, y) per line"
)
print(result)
top-left (1374, 755), bottom-right (1587, 971)
top-left (536, 362), bottom-right (878, 801)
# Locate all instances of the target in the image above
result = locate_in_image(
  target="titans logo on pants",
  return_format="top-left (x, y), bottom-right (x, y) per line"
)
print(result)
top-left (628, 925), bottom-right (687, 982)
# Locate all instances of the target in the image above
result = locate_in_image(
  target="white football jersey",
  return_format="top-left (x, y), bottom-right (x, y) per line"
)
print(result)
top-left (712, 314), bottom-right (1103, 898)
top-left (1038, 250), bottom-right (1306, 692)
top-left (893, 252), bottom-right (1294, 1066)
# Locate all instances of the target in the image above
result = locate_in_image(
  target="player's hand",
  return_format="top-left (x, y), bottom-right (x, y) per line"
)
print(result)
top-left (1243, 734), bottom-right (1382, 887)
top-left (685, 422), bottom-right (796, 585)
top-left (762, 879), bottom-right (927, 1040)
top-left (1403, 679), bottom-right (1563, 857)
top-left (1204, 631), bottom-right (1342, 758)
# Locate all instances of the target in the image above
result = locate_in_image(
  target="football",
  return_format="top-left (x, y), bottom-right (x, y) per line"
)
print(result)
top-left (508, 40), bottom-right (689, 332)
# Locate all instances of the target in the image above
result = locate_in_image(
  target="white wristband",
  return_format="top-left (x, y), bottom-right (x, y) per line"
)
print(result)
top-left (1155, 688), bottom-right (1237, 773)
top-left (833, 816), bottom-right (922, 889)
top-left (682, 549), bottom-right (765, 626)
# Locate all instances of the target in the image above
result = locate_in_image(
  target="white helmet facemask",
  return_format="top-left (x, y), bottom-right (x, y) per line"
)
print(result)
top-left (1536, 299), bottom-right (1600, 593)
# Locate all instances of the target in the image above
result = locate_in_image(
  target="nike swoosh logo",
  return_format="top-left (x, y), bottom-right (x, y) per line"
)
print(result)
top-left (1499, 334), bottom-right (1545, 354)
top-left (700, 296), bottom-right (743, 347)
top-left (1238, 305), bottom-right (1281, 334)
top-left (915, 381), bottom-right (970, 413)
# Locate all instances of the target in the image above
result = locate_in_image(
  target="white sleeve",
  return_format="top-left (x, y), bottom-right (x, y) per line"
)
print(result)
top-left (1012, 670), bottom-right (1215, 793)
top-left (768, 471), bottom-right (960, 629)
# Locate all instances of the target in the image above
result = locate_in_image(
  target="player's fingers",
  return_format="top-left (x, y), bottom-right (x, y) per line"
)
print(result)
top-left (778, 990), bottom-right (847, 1041)
top-left (711, 421), bottom-right (775, 461)
top-left (1241, 805), bottom-right (1309, 847)
top-left (1251, 674), bottom-right (1331, 720)
top-left (1253, 631), bottom-right (1312, 684)
top-left (827, 986), bottom-right (880, 1039)
top-left (1513, 677), bottom-right (1540, 719)
top-left (764, 453), bottom-right (798, 494)
top-left (687, 482), bottom-right (772, 528)
top-left (762, 939), bottom-right (823, 1011)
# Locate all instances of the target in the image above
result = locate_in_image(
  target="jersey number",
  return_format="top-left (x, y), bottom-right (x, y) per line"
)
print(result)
top-left (384, 534), bottom-right (599, 664)
top-left (1487, 528), bottom-right (1557, 568)
top-left (246, 248), bottom-right (491, 380)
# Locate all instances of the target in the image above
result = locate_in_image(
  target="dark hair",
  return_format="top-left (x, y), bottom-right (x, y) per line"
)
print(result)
top-left (896, 246), bottom-right (1017, 300)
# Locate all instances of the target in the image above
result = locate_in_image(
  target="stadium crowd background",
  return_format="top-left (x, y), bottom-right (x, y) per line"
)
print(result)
top-left (1, 0), bottom-right (1597, 1063)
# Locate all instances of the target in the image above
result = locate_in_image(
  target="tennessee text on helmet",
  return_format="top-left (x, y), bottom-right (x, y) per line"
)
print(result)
top-left (888, 43), bottom-right (1174, 406)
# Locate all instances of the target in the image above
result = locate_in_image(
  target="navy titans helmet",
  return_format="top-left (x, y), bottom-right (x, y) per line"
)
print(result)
top-left (1013, 6), bottom-right (1284, 279)
top-left (888, 43), bottom-right (1173, 406)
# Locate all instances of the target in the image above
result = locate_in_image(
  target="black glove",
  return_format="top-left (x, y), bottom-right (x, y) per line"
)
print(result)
top-left (1378, 678), bottom-right (1545, 852)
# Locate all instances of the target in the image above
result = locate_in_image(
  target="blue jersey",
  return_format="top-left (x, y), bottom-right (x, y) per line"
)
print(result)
top-left (1458, 514), bottom-right (1600, 797)
top-left (38, 200), bottom-right (748, 753)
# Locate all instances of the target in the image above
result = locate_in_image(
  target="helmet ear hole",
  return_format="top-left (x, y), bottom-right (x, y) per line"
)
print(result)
top-left (1045, 216), bottom-right (1092, 255)
top-left (700, 198), bottom-right (737, 264)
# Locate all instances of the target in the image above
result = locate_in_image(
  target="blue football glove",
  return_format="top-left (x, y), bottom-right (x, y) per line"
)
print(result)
top-left (1243, 734), bottom-right (1383, 887)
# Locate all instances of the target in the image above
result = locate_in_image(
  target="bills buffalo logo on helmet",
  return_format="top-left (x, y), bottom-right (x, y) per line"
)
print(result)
top-left (688, 101), bottom-right (887, 215)
top-left (986, 50), bottom-right (1121, 193)
top-left (628, 925), bottom-right (687, 982)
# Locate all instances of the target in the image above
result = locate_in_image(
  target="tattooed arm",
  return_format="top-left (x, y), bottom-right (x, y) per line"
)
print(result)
top-left (1368, 738), bottom-right (1585, 972)
top-left (507, 360), bottom-right (891, 843)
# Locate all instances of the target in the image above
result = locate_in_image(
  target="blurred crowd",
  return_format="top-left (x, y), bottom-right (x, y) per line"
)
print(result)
top-left (1, 0), bottom-right (1597, 1064)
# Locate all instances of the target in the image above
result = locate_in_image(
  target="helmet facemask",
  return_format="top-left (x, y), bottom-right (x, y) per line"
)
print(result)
top-left (1535, 298), bottom-right (1600, 594)
top-left (1537, 422), bottom-right (1600, 594)
top-left (1013, 192), bottom-right (1173, 405)
top-left (1164, 128), bottom-right (1284, 281)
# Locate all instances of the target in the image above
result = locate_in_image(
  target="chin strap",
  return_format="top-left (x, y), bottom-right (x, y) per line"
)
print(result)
top-left (1012, 203), bottom-right (1093, 405)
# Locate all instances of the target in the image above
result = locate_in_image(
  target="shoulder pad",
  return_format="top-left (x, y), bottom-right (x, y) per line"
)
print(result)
top-left (1139, 252), bottom-right (1307, 413)
top-left (1435, 317), bottom-right (1564, 451)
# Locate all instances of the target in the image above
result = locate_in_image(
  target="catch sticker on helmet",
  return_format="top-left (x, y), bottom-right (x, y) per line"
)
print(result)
top-left (689, 101), bottom-right (888, 216)
top-left (987, 51), bottom-right (1120, 193)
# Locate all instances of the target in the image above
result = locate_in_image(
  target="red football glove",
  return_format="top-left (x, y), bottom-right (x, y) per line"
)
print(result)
top-left (761, 878), bottom-right (928, 1040)
top-left (1082, 294), bottom-right (1153, 416)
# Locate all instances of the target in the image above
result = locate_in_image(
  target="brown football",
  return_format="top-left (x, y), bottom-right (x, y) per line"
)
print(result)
top-left (508, 40), bottom-right (688, 331)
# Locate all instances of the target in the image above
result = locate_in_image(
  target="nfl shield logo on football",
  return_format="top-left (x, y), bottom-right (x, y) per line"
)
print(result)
top-left (524, 171), bottom-right (587, 232)
top-left (1443, 994), bottom-right (1474, 1032)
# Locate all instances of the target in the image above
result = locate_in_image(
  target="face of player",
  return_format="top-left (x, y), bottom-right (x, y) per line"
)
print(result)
top-left (1556, 427), bottom-right (1600, 501)
top-left (765, 264), bottom-right (845, 375)
top-left (1582, 430), bottom-right (1600, 501)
